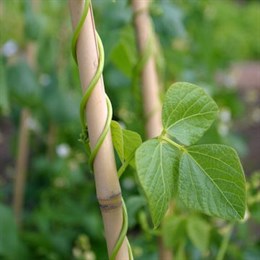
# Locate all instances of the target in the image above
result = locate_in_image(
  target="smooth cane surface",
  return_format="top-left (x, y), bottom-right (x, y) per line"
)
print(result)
top-left (71, 1), bottom-right (133, 259)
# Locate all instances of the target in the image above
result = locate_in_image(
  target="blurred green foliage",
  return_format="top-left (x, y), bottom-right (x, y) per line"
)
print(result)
top-left (0, 0), bottom-right (259, 259)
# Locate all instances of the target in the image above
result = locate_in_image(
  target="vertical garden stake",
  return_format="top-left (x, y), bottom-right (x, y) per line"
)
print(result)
top-left (13, 108), bottom-right (30, 225)
top-left (132, 0), bottom-right (173, 259)
top-left (13, 0), bottom-right (39, 225)
top-left (69, 1), bottom-right (131, 259)
top-left (132, 0), bottom-right (162, 138)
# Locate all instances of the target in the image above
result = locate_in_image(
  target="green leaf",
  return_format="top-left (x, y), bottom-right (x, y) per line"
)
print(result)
top-left (110, 25), bottom-right (137, 77)
top-left (0, 58), bottom-right (10, 115)
top-left (110, 43), bottom-right (134, 77)
top-left (176, 240), bottom-right (187, 260)
top-left (0, 204), bottom-right (23, 258)
top-left (186, 216), bottom-right (211, 253)
top-left (162, 82), bottom-right (219, 145)
top-left (135, 139), bottom-right (180, 227)
top-left (126, 196), bottom-right (146, 228)
top-left (179, 144), bottom-right (246, 220)
top-left (111, 120), bottom-right (142, 168)
top-left (6, 59), bottom-right (40, 107)
top-left (0, 204), bottom-right (17, 254)
top-left (24, 0), bottom-right (40, 40)
top-left (162, 215), bottom-right (187, 248)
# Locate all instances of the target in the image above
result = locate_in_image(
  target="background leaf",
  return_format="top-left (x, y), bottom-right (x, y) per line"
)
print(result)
top-left (0, 204), bottom-right (27, 259)
top-left (176, 240), bottom-right (187, 260)
top-left (179, 144), bottom-right (246, 220)
top-left (162, 82), bottom-right (218, 145)
top-left (0, 57), bottom-right (10, 115)
top-left (135, 139), bottom-right (180, 227)
top-left (126, 196), bottom-right (146, 228)
top-left (186, 215), bottom-right (211, 254)
top-left (6, 59), bottom-right (40, 107)
top-left (110, 26), bottom-right (137, 77)
top-left (111, 120), bottom-right (142, 168)
top-left (162, 215), bottom-right (187, 248)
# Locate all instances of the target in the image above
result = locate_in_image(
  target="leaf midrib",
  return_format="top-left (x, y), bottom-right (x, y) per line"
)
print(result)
top-left (144, 142), bottom-right (168, 226)
top-left (148, 143), bottom-right (169, 200)
top-left (166, 111), bottom-right (216, 131)
top-left (165, 87), bottom-right (198, 127)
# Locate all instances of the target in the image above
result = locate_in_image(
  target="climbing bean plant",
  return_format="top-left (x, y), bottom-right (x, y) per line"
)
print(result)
top-left (71, 1), bottom-right (246, 258)
top-left (81, 81), bottom-right (246, 255)
top-left (134, 82), bottom-right (246, 227)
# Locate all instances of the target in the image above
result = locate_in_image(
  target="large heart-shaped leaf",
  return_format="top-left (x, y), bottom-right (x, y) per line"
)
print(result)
top-left (135, 139), bottom-right (180, 227)
top-left (179, 144), bottom-right (246, 220)
top-left (162, 82), bottom-right (218, 145)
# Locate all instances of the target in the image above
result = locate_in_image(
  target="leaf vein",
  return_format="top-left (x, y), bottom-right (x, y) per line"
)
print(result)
top-left (188, 151), bottom-right (241, 177)
top-left (187, 153), bottom-right (242, 218)
top-left (166, 87), bottom-right (198, 127)
top-left (167, 111), bottom-right (215, 130)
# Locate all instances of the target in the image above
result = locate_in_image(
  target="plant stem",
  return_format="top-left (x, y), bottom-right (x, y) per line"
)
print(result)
top-left (161, 135), bottom-right (186, 152)
top-left (47, 123), bottom-right (57, 160)
top-left (117, 152), bottom-right (134, 178)
top-left (13, 108), bottom-right (30, 225)
top-left (68, 1), bottom-right (129, 259)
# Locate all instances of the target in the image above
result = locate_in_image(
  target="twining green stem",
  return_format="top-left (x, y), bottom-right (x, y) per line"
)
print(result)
top-left (117, 152), bottom-right (135, 178)
top-left (88, 95), bottom-right (113, 169)
top-left (71, 0), bottom-right (89, 65)
top-left (110, 200), bottom-right (129, 259)
top-left (161, 135), bottom-right (186, 152)
top-left (71, 1), bottom-right (132, 259)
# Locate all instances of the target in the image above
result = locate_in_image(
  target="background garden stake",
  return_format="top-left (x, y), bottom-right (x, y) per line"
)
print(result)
top-left (0, 1), bottom-right (255, 259)
top-left (132, 0), bottom-right (172, 258)
top-left (13, 0), bottom-right (39, 226)
top-left (132, 0), bottom-right (162, 138)
top-left (13, 108), bottom-right (30, 225)
top-left (69, 0), bottom-right (131, 259)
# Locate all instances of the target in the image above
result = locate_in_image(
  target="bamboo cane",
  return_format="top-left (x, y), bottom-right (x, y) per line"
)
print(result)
top-left (132, 0), bottom-right (162, 138)
top-left (68, 1), bottom-right (129, 259)
top-left (13, 2), bottom-right (38, 224)
top-left (132, 0), bottom-right (173, 259)
top-left (13, 108), bottom-right (30, 225)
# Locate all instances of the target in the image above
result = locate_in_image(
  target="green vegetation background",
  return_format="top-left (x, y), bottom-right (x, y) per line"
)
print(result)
top-left (0, 0), bottom-right (259, 259)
